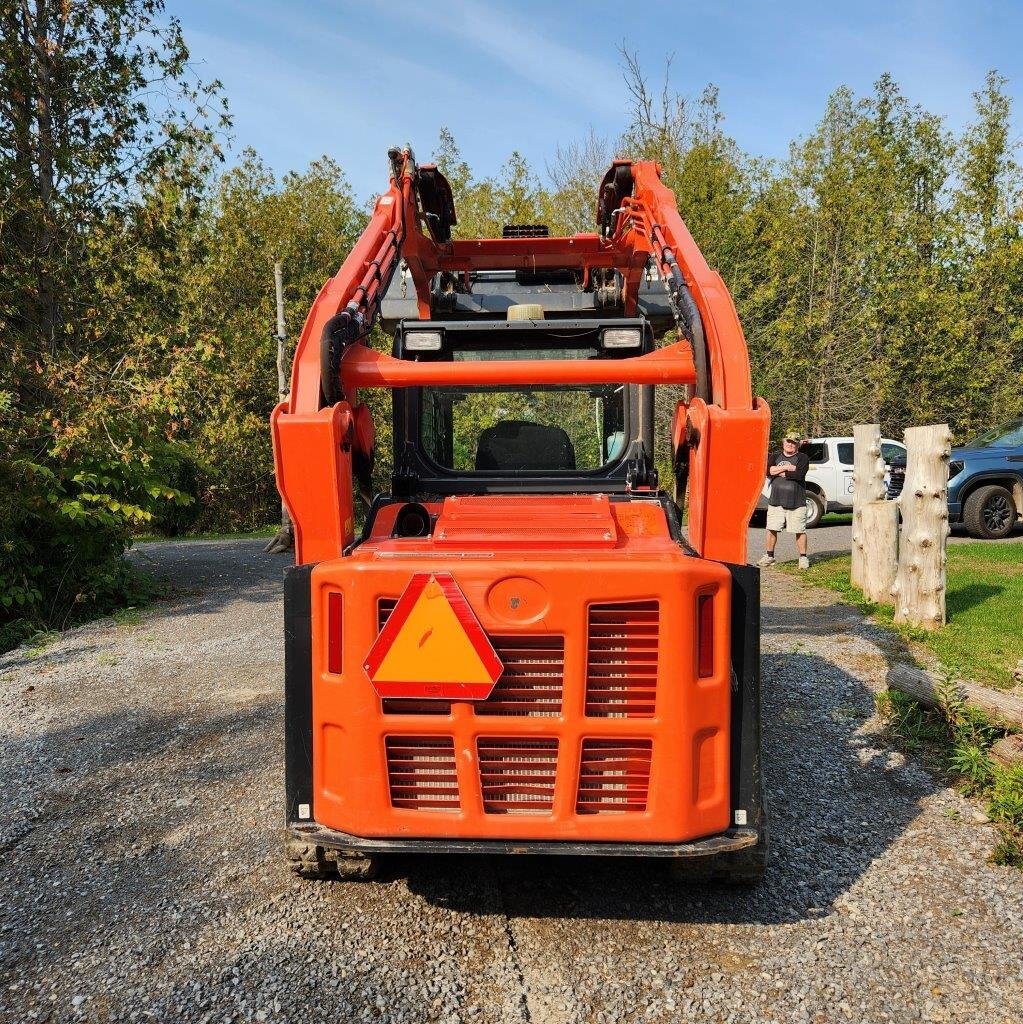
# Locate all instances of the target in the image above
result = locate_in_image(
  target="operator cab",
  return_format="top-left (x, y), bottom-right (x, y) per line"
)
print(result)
top-left (389, 318), bottom-right (658, 498)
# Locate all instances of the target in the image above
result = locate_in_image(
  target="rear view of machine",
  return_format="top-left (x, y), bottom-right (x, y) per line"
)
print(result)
top-left (271, 147), bottom-right (770, 882)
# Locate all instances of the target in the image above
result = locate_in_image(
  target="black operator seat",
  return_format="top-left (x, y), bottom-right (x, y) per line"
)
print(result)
top-left (474, 420), bottom-right (577, 471)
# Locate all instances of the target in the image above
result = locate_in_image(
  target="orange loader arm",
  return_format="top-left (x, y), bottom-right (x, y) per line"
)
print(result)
top-left (272, 149), bottom-right (768, 566)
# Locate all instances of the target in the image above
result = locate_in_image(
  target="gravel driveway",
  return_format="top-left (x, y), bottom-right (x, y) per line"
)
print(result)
top-left (1, 537), bottom-right (1021, 1024)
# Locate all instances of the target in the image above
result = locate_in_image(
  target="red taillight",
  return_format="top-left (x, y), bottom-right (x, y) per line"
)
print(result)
top-left (697, 594), bottom-right (714, 678)
top-left (327, 592), bottom-right (343, 674)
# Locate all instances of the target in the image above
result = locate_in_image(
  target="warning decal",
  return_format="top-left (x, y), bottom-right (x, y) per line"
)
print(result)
top-left (363, 573), bottom-right (503, 700)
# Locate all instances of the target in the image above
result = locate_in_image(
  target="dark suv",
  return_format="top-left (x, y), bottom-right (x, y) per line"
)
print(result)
top-left (888, 418), bottom-right (1023, 539)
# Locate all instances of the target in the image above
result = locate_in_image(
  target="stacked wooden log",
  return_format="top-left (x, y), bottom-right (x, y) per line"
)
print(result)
top-left (852, 422), bottom-right (951, 630)
top-left (851, 424), bottom-right (888, 592)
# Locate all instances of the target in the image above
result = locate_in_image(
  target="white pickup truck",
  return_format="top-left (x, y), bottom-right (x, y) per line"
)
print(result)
top-left (755, 436), bottom-right (906, 528)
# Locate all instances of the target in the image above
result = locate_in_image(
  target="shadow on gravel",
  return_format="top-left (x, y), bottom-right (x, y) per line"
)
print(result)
top-left (401, 650), bottom-right (939, 926)
top-left (129, 538), bottom-right (285, 620)
top-left (0, 701), bottom-right (281, 992)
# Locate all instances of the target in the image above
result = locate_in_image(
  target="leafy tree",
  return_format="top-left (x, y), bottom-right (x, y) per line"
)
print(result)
top-left (178, 151), bottom-right (366, 530)
top-left (0, 0), bottom-right (227, 647)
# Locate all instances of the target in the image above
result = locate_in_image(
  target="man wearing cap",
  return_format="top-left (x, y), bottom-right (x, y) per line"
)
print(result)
top-left (759, 428), bottom-right (810, 569)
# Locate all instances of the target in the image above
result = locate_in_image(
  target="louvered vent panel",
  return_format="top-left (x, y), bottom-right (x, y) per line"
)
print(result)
top-left (576, 739), bottom-right (653, 814)
top-left (378, 597), bottom-right (398, 629)
top-left (378, 597), bottom-right (452, 715)
top-left (478, 739), bottom-right (558, 814)
top-left (585, 601), bottom-right (659, 718)
top-left (476, 636), bottom-right (564, 717)
top-left (384, 736), bottom-right (459, 810)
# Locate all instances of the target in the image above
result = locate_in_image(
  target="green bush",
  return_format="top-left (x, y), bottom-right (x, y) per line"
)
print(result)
top-left (877, 684), bottom-right (1023, 867)
top-left (0, 444), bottom-right (190, 652)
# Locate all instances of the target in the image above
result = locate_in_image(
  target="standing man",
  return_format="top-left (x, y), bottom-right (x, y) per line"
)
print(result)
top-left (759, 428), bottom-right (810, 569)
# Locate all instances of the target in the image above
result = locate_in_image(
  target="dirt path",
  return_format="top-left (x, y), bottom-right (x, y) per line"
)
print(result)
top-left (1, 539), bottom-right (1020, 1024)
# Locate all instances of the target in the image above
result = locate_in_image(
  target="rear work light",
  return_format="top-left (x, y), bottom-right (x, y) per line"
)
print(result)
top-left (404, 330), bottom-right (443, 351)
top-left (697, 594), bottom-right (714, 678)
top-left (327, 592), bottom-right (343, 674)
top-left (601, 327), bottom-right (643, 349)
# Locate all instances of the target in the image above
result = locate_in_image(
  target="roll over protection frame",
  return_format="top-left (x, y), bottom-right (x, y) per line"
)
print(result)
top-left (272, 146), bottom-right (769, 566)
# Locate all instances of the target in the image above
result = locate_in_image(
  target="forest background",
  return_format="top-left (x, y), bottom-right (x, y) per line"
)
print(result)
top-left (3, 1), bottom-right (1022, 648)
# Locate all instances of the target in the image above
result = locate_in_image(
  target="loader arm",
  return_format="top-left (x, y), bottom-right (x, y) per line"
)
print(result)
top-left (274, 149), bottom-right (767, 566)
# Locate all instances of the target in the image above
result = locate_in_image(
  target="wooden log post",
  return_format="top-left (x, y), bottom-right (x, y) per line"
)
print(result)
top-left (860, 500), bottom-right (898, 604)
top-left (892, 424), bottom-right (952, 630)
top-left (886, 664), bottom-right (1023, 730)
top-left (851, 424), bottom-right (886, 590)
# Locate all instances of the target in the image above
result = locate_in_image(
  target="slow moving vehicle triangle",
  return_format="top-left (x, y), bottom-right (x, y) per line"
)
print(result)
top-left (364, 573), bottom-right (503, 699)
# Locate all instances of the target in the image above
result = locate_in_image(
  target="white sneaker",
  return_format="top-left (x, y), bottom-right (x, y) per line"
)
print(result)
top-left (798, 555), bottom-right (810, 570)
top-left (758, 554), bottom-right (776, 567)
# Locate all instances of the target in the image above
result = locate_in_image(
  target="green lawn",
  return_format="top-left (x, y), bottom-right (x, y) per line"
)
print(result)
top-left (132, 526), bottom-right (278, 544)
top-left (788, 542), bottom-right (1023, 688)
top-left (820, 511), bottom-right (853, 526)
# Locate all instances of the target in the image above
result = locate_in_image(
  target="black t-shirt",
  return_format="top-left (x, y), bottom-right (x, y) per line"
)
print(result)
top-left (767, 449), bottom-right (809, 510)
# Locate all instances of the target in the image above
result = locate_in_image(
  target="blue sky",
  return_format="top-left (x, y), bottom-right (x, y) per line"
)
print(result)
top-left (173, 0), bottom-right (1023, 202)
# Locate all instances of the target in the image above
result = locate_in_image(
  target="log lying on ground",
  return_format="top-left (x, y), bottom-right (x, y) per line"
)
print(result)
top-left (264, 526), bottom-right (294, 555)
top-left (886, 663), bottom-right (1023, 730)
top-left (990, 734), bottom-right (1023, 768)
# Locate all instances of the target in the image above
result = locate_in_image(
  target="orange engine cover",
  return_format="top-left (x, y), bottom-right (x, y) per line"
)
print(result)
top-left (309, 496), bottom-right (733, 844)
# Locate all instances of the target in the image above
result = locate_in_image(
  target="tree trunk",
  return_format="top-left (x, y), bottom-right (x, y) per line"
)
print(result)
top-left (860, 500), bottom-right (898, 604)
top-left (851, 424), bottom-right (885, 589)
top-left (886, 664), bottom-right (1023, 730)
top-left (892, 424), bottom-right (951, 630)
top-left (265, 261), bottom-right (294, 555)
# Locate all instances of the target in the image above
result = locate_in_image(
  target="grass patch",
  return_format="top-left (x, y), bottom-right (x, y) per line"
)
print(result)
top-left (784, 540), bottom-right (1023, 866)
top-left (820, 512), bottom-right (853, 526)
top-left (25, 630), bottom-right (59, 658)
top-left (786, 542), bottom-right (1023, 688)
top-left (113, 606), bottom-right (145, 628)
top-left (132, 526), bottom-right (277, 544)
top-left (875, 687), bottom-right (1023, 866)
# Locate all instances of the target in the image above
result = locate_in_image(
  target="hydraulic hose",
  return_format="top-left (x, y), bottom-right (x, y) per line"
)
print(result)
top-left (662, 248), bottom-right (710, 402)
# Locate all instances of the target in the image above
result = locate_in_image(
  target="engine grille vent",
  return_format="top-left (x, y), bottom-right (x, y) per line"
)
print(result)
top-left (502, 223), bottom-right (549, 238)
top-left (378, 597), bottom-right (398, 628)
top-left (384, 736), bottom-right (459, 811)
top-left (478, 738), bottom-right (558, 814)
top-left (476, 636), bottom-right (564, 717)
top-left (576, 739), bottom-right (653, 814)
top-left (585, 601), bottom-right (659, 718)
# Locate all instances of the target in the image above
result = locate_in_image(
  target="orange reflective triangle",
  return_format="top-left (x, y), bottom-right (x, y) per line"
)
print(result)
top-left (364, 573), bottom-right (503, 700)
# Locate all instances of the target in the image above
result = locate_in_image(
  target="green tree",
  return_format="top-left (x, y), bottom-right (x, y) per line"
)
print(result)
top-left (0, 0), bottom-right (227, 648)
top-left (178, 151), bottom-right (366, 530)
top-left (947, 72), bottom-right (1023, 436)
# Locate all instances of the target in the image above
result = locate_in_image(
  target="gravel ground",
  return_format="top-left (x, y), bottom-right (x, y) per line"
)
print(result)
top-left (1, 536), bottom-right (1021, 1024)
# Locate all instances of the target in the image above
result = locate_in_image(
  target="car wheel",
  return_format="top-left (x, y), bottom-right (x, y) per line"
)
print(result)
top-left (963, 484), bottom-right (1017, 539)
top-left (805, 492), bottom-right (825, 529)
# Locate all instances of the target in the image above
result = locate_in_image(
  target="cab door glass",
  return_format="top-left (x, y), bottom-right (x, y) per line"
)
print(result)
top-left (880, 443), bottom-right (905, 491)
top-left (836, 442), bottom-right (855, 498)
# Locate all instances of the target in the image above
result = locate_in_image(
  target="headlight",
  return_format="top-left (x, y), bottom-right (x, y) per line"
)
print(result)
top-left (601, 327), bottom-right (643, 349)
top-left (949, 460), bottom-right (964, 479)
top-left (404, 330), bottom-right (443, 352)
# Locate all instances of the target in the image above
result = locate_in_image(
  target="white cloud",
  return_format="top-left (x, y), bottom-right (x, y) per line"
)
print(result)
top-left (395, 0), bottom-right (618, 114)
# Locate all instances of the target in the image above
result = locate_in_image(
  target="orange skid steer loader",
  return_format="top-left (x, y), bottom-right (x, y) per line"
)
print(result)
top-left (271, 147), bottom-right (770, 882)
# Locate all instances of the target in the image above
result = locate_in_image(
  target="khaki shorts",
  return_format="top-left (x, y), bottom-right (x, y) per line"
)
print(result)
top-left (766, 503), bottom-right (808, 533)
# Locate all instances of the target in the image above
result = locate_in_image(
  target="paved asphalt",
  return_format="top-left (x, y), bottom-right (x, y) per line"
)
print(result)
top-left (747, 517), bottom-right (1023, 565)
